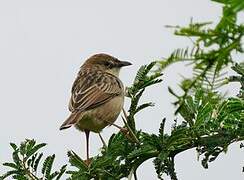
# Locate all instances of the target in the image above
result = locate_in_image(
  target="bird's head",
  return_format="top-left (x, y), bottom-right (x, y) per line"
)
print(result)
top-left (83, 53), bottom-right (132, 76)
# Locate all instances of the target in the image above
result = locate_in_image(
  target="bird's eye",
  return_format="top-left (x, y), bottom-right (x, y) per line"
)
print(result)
top-left (104, 61), bottom-right (109, 66)
top-left (104, 61), bottom-right (112, 67)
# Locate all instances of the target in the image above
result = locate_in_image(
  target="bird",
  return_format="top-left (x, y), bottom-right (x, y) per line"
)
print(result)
top-left (60, 53), bottom-right (132, 164)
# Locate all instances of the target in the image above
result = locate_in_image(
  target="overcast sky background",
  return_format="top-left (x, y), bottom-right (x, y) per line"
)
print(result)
top-left (0, 0), bottom-right (243, 179)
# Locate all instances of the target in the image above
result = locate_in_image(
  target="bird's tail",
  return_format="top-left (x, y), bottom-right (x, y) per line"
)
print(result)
top-left (59, 112), bottom-right (80, 130)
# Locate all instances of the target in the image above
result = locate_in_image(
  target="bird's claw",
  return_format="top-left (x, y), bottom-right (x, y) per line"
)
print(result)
top-left (84, 158), bottom-right (92, 166)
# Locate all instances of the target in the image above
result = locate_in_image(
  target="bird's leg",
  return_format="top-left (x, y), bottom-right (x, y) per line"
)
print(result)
top-left (102, 119), bottom-right (128, 134)
top-left (111, 122), bottom-right (134, 141)
top-left (84, 130), bottom-right (90, 165)
top-left (98, 133), bottom-right (107, 149)
top-left (110, 123), bottom-right (128, 133)
top-left (101, 119), bottom-right (130, 139)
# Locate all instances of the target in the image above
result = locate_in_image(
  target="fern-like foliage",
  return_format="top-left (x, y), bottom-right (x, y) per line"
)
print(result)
top-left (65, 64), bottom-right (244, 180)
top-left (153, 90), bottom-right (244, 178)
top-left (126, 61), bottom-right (163, 130)
top-left (158, 0), bottom-right (244, 114)
top-left (212, 0), bottom-right (244, 13)
top-left (229, 63), bottom-right (244, 99)
top-left (0, 139), bottom-right (66, 180)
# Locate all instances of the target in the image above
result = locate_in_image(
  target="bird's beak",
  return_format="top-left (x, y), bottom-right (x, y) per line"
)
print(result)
top-left (119, 61), bottom-right (132, 67)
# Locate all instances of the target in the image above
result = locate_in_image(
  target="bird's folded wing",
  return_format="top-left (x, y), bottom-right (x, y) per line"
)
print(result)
top-left (68, 70), bottom-right (123, 112)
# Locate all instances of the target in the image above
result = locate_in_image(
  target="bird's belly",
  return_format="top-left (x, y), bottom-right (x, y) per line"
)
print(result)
top-left (75, 95), bottom-right (124, 133)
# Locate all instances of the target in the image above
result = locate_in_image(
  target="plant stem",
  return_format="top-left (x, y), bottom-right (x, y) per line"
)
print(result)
top-left (134, 171), bottom-right (138, 180)
top-left (22, 158), bottom-right (39, 180)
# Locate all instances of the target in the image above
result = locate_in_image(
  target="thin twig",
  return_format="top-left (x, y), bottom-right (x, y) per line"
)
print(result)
top-left (122, 108), bottom-right (139, 144)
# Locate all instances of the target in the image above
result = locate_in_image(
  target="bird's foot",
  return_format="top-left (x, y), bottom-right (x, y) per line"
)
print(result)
top-left (120, 127), bottom-right (135, 141)
top-left (120, 127), bottom-right (140, 144)
top-left (120, 127), bottom-right (129, 134)
top-left (84, 158), bottom-right (92, 166)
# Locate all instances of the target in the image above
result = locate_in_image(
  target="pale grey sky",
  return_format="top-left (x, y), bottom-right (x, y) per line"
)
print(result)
top-left (0, 0), bottom-right (243, 179)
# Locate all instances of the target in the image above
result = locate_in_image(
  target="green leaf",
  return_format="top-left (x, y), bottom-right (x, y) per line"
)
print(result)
top-left (42, 154), bottom-right (55, 179)
top-left (67, 151), bottom-right (88, 171)
top-left (1, 170), bottom-right (20, 179)
top-left (10, 143), bottom-right (17, 151)
top-left (12, 151), bottom-right (21, 167)
top-left (195, 102), bottom-right (213, 127)
top-left (55, 165), bottom-right (67, 180)
top-left (26, 143), bottom-right (46, 160)
top-left (2, 163), bottom-right (18, 169)
top-left (33, 153), bottom-right (43, 172)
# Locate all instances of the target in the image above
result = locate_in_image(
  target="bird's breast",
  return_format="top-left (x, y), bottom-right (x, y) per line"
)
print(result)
top-left (75, 95), bottom-right (124, 133)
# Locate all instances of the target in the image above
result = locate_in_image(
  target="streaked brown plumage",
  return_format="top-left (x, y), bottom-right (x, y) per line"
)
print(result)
top-left (60, 53), bottom-right (132, 163)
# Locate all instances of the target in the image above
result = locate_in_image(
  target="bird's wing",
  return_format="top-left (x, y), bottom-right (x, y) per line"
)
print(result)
top-left (68, 69), bottom-right (123, 112)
